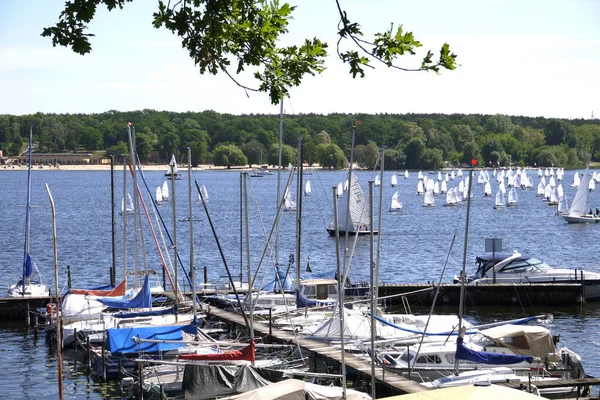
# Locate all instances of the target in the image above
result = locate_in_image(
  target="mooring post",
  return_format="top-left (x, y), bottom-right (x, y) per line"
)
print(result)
top-left (26, 303), bottom-right (30, 326)
top-left (138, 362), bottom-right (144, 400)
top-left (67, 265), bottom-right (72, 289)
top-left (204, 266), bottom-right (208, 289)
top-left (86, 337), bottom-right (91, 371)
top-left (269, 308), bottom-right (272, 337)
top-left (581, 270), bottom-right (586, 304)
top-left (102, 338), bottom-right (107, 381)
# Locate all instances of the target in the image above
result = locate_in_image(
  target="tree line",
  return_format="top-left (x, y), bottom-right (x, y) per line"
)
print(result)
top-left (1, 110), bottom-right (599, 169)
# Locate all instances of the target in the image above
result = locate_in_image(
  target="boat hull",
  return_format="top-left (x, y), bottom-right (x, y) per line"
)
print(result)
top-left (563, 215), bottom-right (600, 224)
top-left (326, 228), bottom-right (379, 237)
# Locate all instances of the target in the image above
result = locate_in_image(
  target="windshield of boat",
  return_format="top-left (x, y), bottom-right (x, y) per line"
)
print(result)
top-left (498, 258), bottom-right (553, 274)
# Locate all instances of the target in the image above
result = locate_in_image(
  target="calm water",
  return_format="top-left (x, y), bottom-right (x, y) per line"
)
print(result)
top-left (1, 167), bottom-right (599, 398)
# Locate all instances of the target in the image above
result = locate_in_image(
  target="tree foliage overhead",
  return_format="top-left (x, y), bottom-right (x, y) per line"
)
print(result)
top-left (42, 0), bottom-right (457, 104)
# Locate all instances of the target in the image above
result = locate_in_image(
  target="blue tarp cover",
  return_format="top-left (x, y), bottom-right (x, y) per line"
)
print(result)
top-left (107, 323), bottom-right (197, 356)
top-left (99, 275), bottom-right (152, 309)
top-left (261, 267), bottom-right (294, 292)
top-left (455, 336), bottom-right (534, 365)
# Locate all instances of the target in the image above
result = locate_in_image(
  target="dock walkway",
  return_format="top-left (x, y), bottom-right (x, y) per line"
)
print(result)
top-left (207, 306), bottom-right (428, 395)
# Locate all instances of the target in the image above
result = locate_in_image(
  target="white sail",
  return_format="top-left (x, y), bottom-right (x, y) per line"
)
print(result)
top-left (161, 181), bottom-right (169, 200)
top-left (450, 170), bottom-right (455, 180)
top-left (494, 191), bottom-right (505, 208)
top-left (445, 188), bottom-right (457, 206)
top-left (507, 187), bottom-right (518, 205)
top-left (305, 180), bottom-right (312, 196)
top-left (499, 181), bottom-right (506, 194)
top-left (337, 182), bottom-right (343, 198)
top-left (537, 181), bottom-right (544, 196)
top-left (418, 171), bottom-right (423, 180)
top-left (550, 187), bottom-right (559, 204)
top-left (440, 180), bottom-right (448, 194)
top-left (417, 180), bottom-right (424, 195)
top-left (335, 172), bottom-right (371, 231)
top-left (433, 180), bottom-right (440, 195)
top-left (549, 176), bottom-right (556, 187)
top-left (437, 171), bottom-right (442, 181)
top-left (558, 194), bottom-right (569, 214)
top-left (390, 191), bottom-right (402, 211)
top-left (484, 181), bottom-right (492, 196)
top-left (121, 193), bottom-right (134, 214)
top-left (284, 190), bottom-right (297, 211)
top-left (155, 186), bottom-right (163, 204)
top-left (404, 170), bottom-right (409, 179)
top-left (201, 185), bottom-right (209, 202)
top-left (457, 169), bottom-right (463, 177)
top-left (544, 184), bottom-right (552, 200)
top-left (344, 179), bottom-right (348, 192)
top-left (537, 168), bottom-right (542, 177)
top-left (572, 172), bottom-right (580, 188)
top-left (391, 174), bottom-right (398, 187)
top-left (423, 189), bottom-right (435, 207)
top-left (589, 178), bottom-right (596, 192)
top-left (374, 175), bottom-right (381, 187)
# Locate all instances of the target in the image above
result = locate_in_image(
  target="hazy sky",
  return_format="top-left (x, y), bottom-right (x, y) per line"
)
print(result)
top-left (1, 0), bottom-right (599, 119)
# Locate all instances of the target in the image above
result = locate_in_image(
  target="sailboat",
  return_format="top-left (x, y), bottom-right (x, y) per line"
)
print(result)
top-left (326, 172), bottom-right (377, 236)
top-left (161, 181), bottom-right (169, 201)
top-left (443, 187), bottom-right (459, 207)
top-left (506, 187), bottom-right (518, 206)
top-left (404, 170), bottom-right (409, 179)
top-left (572, 171), bottom-right (581, 188)
top-left (336, 182), bottom-right (343, 198)
top-left (374, 175), bottom-right (380, 187)
top-left (423, 188), bottom-right (435, 207)
top-left (391, 174), bottom-right (398, 188)
top-left (283, 189), bottom-right (297, 212)
top-left (563, 164), bottom-right (599, 223)
top-left (119, 193), bottom-right (135, 216)
top-left (8, 130), bottom-right (50, 298)
top-left (165, 154), bottom-right (183, 180)
top-left (493, 191), bottom-right (505, 209)
top-left (416, 180), bottom-right (424, 195)
top-left (389, 191), bottom-right (402, 212)
top-left (304, 180), bottom-right (312, 196)
top-left (200, 185), bottom-right (209, 203)
top-left (483, 181), bottom-right (492, 197)
top-left (155, 186), bottom-right (164, 205)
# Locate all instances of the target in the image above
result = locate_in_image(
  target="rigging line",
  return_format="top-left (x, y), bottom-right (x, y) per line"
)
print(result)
top-left (127, 163), bottom-right (181, 301)
top-left (248, 169), bottom-right (295, 292)
top-left (134, 159), bottom-right (196, 294)
top-left (412, 233), bottom-right (457, 364)
top-left (195, 179), bottom-right (250, 328)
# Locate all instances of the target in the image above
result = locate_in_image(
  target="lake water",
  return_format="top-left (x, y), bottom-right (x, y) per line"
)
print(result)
top-left (1, 167), bottom-right (599, 398)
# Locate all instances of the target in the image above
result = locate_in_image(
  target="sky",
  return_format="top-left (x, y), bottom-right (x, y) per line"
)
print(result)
top-left (0, 0), bottom-right (599, 119)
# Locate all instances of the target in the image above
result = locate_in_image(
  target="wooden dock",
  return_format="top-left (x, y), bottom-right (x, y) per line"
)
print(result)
top-left (0, 295), bottom-right (53, 321)
top-left (207, 306), bottom-right (428, 396)
top-left (378, 282), bottom-right (586, 307)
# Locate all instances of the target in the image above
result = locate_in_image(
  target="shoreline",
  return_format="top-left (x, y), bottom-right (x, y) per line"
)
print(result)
top-left (0, 164), bottom-right (262, 172)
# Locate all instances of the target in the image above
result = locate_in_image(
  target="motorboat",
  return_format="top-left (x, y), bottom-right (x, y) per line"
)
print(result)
top-left (456, 251), bottom-right (600, 300)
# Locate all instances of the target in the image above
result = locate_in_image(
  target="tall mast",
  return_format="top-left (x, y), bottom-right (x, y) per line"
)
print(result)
top-left (126, 124), bottom-right (139, 285)
top-left (244, 172), bottom-right (254, 340)
top-left (276, 99), bottom-right (283, 266)
top-left (110, 155), bottom-right (116, 287)
top-left (23, 128), bottom-right (32, 287)
top-left (333, 187), bottom-right (346, 399)
top-left (187, 148), bottom-right (197, 321)
top-left (122, 158), bottom-right (128, 282)
top-left (295, 137), bottom-right (304, 287)
top-left (171, 155), bottom-right (179, 308)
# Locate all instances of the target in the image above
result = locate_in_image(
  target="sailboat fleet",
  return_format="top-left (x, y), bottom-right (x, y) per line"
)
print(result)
top-left (12, 126), bottom-right (599, 399)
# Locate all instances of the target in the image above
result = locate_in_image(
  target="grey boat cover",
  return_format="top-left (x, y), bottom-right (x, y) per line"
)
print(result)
top-left (183, 364), bottom-right (272, 399)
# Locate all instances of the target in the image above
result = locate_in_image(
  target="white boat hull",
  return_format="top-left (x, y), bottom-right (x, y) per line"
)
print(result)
top-left (563, 214), bottom-right (600, 224)
top-left (7, 281), bottom-right (50, 297)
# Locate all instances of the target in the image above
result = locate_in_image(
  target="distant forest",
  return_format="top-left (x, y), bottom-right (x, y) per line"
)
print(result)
top-left (1, 111), bottom-right (599, 170)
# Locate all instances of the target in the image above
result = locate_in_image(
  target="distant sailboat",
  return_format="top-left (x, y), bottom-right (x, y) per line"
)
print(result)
top-left (374, 175), bottom-right (381, 187)
top-left (417, 180), bottom-right (424, 195)
top-left (572, 172), bottom-right (580, 188)
top-left (165, 154), bottom-right (183, 180)
top-left (483, 181), bottom-right (492, 197)
top-left (507, 187), bottom-right (518, 206)
top-left (161, 181), bottom-right (169, 201)
top-left (390, 191), bottom-right (403, 212)
top-left (493, 191), bottom-right (505, 209)
top-left (327, 172), bottom-right (377, 236)
top-left (391, 174), bottom-right (398, 188)
top-left (423, 188), bottom-right (435, 207)
top-left (120, 193), bottom-right (135, 216)
top-left (444, 187), bottom-right (460, 207)
top-left (283, 189), bottom-right (296, 212)
top-left (563, 164), bottom-right (598, 223)
top-left (404, 170), bottom-right (409, 179)
top-left (337, 182), bottom-right (343, 198)
top-left (200, 185), bottom-right (209, 203)
top-left (155, 186), bottom-right (163, 205)
top-left (304, 180), bottom-right (312, 196)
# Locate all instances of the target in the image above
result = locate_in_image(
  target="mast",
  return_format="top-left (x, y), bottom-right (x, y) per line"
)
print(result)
top-left (23, 128), bottom-right (32, 288)
top-left (239, 173), bottom-right (243, 285)
top-left (122, 158), bottom-right (128, 282)
top-left (187, 148), bottom-right (197, 321)
top-left (244, 172), bottom-right (254, 341)
top-left (171, 154), bottom-right (179, 309)
top-left (45, 184), bottom-right (62, 400)
top-left (126, 124), bottom-right (139, 285)
top-left (295, 136), bottom-right (304, 287)
top-left (333, 186), bottom-right (347, 399)
top-left (455, 162), bottom-right (474, 374)
top-left (110, 155), bottom-right (116, 287)
top-left (276, 99), bottom-right (283, 266)
top-left (369, 180), bottom-right (376, 400)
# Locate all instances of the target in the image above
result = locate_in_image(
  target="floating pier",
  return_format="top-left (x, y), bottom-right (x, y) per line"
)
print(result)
top-left (206, 306), bottom-right (428, 396)
top-left (378, 282), bottom-right (587, 307)
top-left (0, 295), bottom-right (52, 322)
